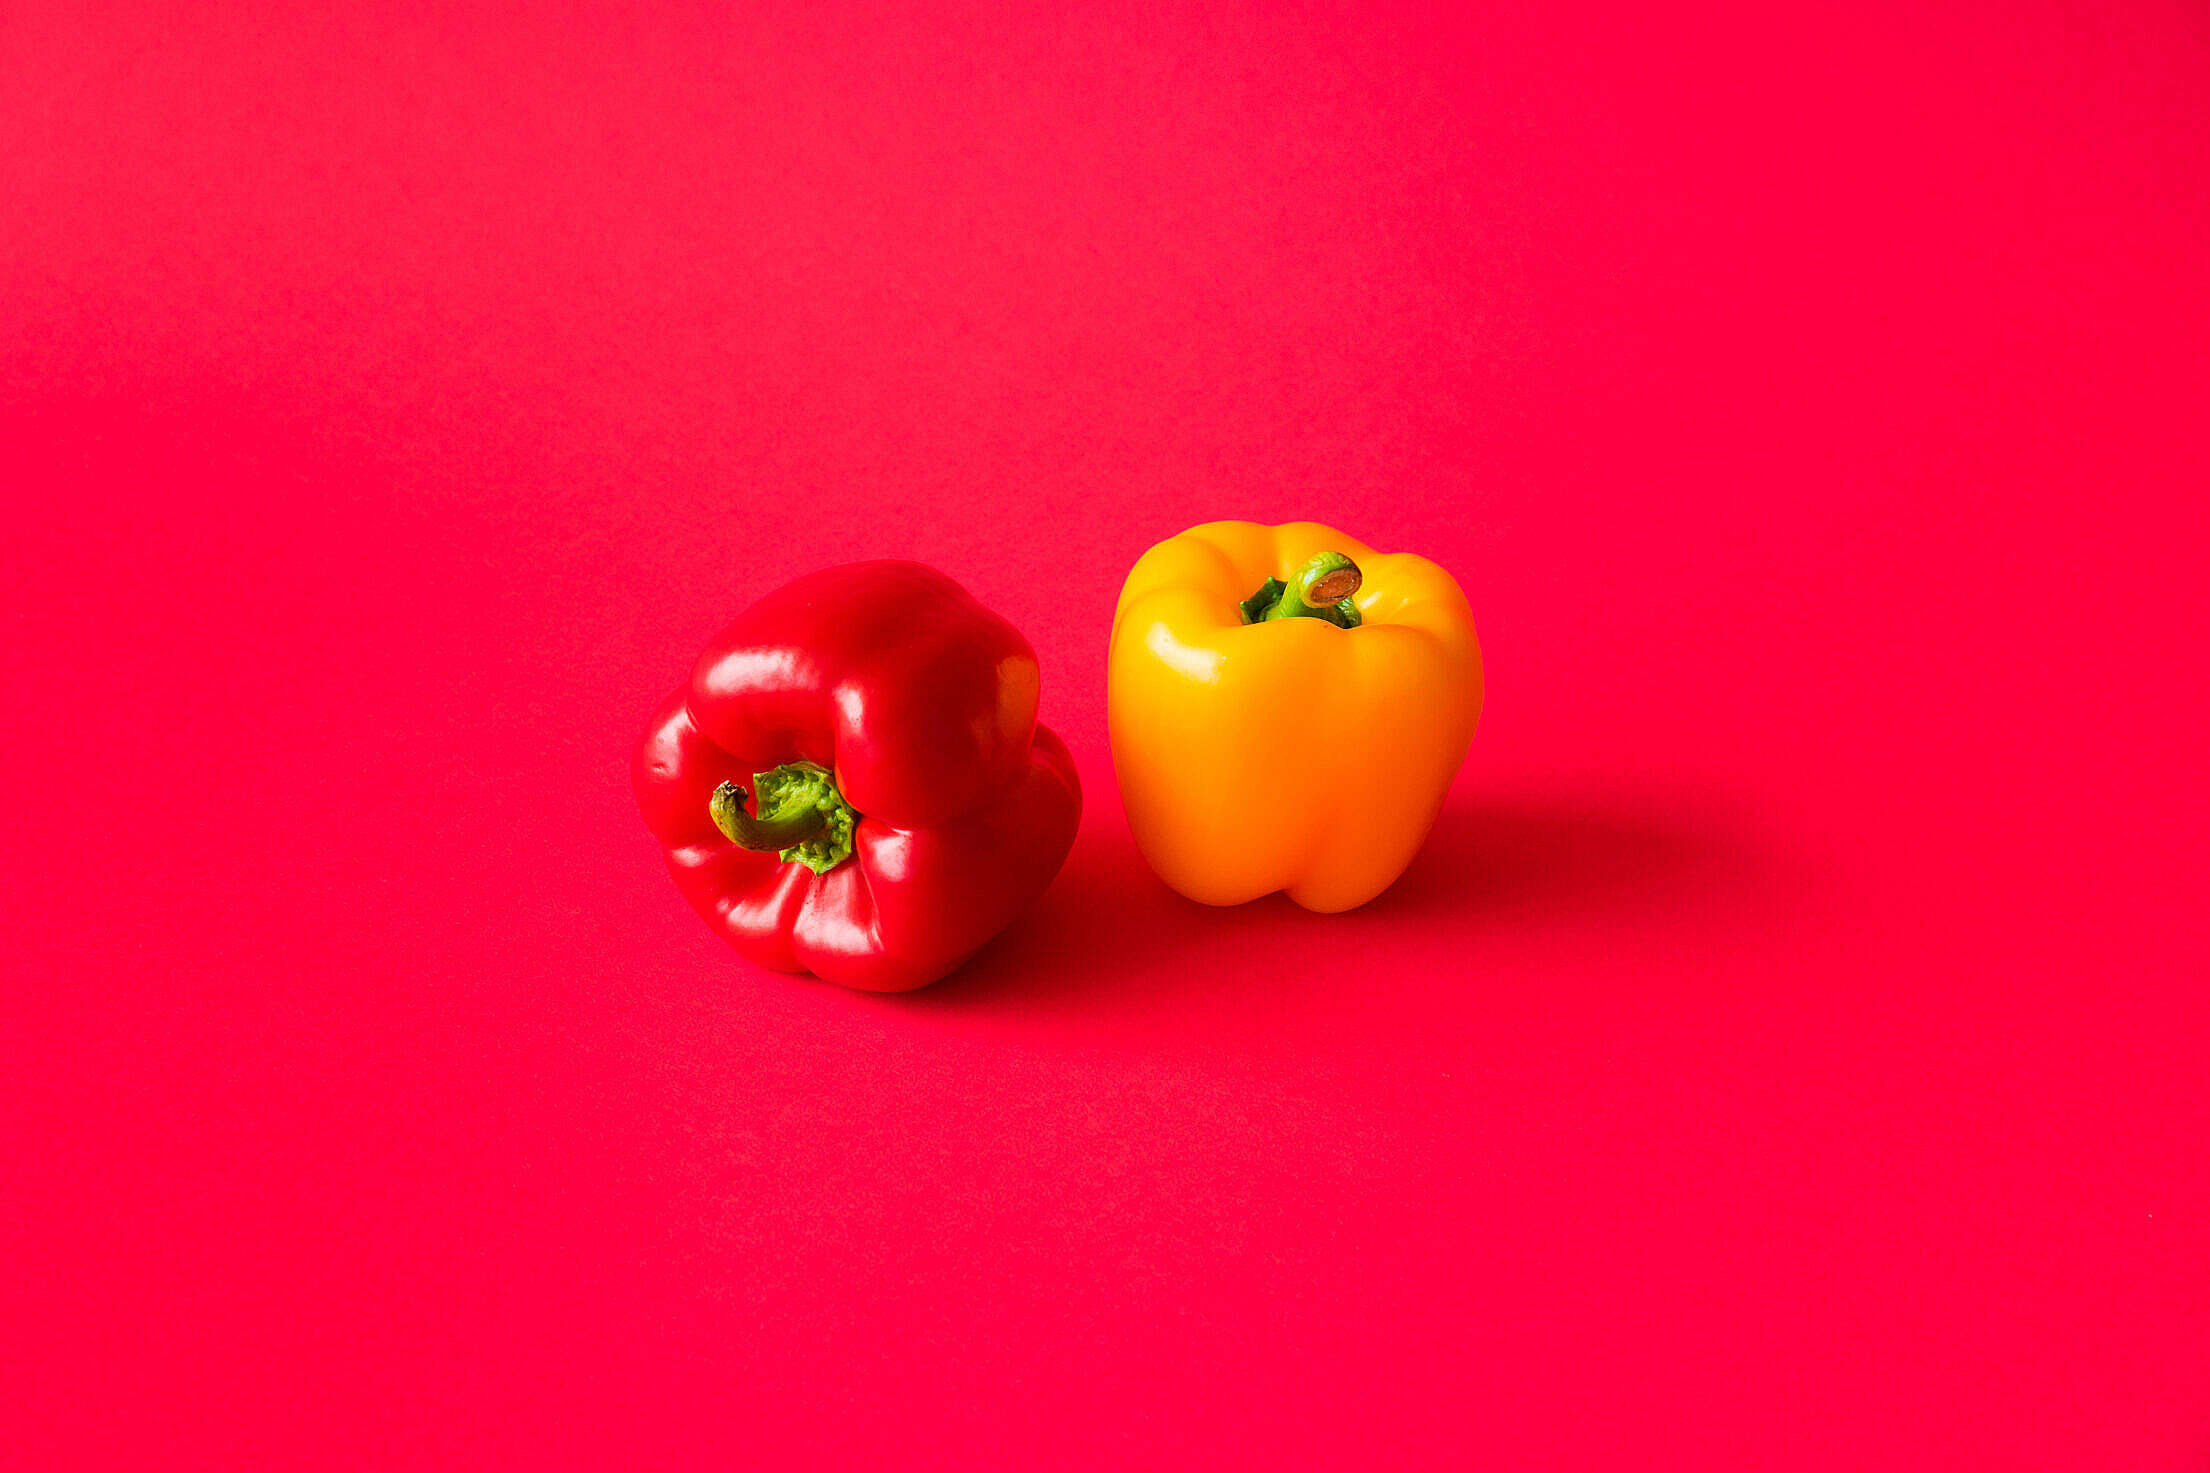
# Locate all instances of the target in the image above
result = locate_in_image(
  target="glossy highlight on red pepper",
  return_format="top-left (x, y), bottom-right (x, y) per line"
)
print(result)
top-left (633, 561), bottom-right (1081, 992)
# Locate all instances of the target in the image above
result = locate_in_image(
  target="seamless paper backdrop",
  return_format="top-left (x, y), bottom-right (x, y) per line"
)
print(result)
top-left (5, 1), bottom-right (2207, 1468)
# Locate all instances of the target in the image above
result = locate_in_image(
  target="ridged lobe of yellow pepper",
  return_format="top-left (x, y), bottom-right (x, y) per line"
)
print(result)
top-left (1107, 521), bottom-right (1483, 912)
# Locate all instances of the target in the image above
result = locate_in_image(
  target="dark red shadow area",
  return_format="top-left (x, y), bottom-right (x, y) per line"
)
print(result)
top-left (908, 786), bottom-right (1769, 1022)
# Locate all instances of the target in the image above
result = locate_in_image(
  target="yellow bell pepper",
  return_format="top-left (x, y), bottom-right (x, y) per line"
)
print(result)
top-left (1107, 520), bottom-right (1484, 912)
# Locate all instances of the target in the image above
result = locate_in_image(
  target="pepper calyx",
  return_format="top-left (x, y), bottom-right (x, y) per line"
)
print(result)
top-left (1239, 577), bottom-right (1287, 624)
top-left (1242, 551), bottom-right (1363, 629)
top-left (710, 761), bottom-right (860, 874)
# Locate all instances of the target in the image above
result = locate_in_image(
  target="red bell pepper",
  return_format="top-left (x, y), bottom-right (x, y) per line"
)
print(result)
top-left (633, 561), bottom-right (1081, 992)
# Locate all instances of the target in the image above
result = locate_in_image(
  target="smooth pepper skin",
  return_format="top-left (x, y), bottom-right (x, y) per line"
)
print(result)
top-left (634, 561), bottom-right (1080, 992)
top-left (1108, 521), bottom-right (1483, 912)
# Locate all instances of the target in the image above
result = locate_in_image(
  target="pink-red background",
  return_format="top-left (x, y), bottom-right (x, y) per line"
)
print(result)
top-left (5, 1), bottom-right (2207, 1467)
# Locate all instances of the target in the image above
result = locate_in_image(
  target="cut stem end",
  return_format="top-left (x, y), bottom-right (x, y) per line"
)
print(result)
top-left (1244, 550), bottom-right (1364, 629)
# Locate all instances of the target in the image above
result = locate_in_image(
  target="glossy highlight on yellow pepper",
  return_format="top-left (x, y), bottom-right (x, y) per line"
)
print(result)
top-left (1108, 521), bottom-right (1484, 912)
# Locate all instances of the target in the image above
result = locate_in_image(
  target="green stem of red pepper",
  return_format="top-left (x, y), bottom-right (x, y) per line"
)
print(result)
top-left (710, 761), bottom-right (860, 874)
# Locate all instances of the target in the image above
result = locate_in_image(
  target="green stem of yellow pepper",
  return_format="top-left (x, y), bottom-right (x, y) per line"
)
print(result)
top-left (1244, 551), bottom-right (1363, 628)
